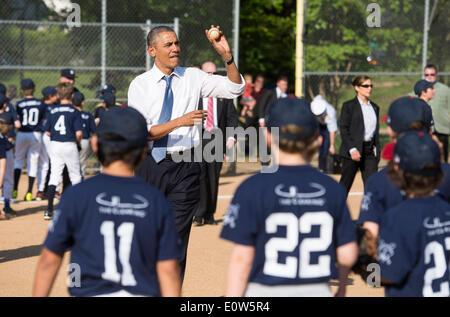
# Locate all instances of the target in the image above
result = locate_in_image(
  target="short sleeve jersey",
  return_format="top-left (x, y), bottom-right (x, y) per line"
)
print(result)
top-left (94, 106), bottom-right (106, 119)
top-left (357, 167), bottom-right (405, 224)
top-left (43, 174), bottom-right (181, 297)
top-left (220, 165), bottom-right (356, 285)
top-left (436, 163), bottom-right (450, 202)
top-left (80, 111), bottom-right (96, 139)
top-left (379, 196), bottom-right (450, 297)
top-left (44, 104), bottom-right (82, 142)
top-left (15, 98), bottom-right (46, 132)
top-left (0, 111), bottom-right (15, 151)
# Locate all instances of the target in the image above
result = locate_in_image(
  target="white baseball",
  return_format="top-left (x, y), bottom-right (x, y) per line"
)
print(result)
top-left (208, 28), bottom-right (220, 40)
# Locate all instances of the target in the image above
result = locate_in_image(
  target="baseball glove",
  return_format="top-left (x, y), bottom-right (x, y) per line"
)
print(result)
top-left (351, 223), bottom-right (378, 282)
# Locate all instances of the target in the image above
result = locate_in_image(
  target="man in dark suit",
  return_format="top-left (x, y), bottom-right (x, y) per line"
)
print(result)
top-left (339, 76), bottom-right (380, 194)
top-left (257, 75), bottom-right (288, 127)
top-left (193, 62), bottom-right (239, 226)
top-left (255, 75), bottom-right (288, 166)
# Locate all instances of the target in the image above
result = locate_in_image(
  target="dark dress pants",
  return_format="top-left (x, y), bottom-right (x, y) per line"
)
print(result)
top-left (318, 124), bottom-right (330, 171)
top-left (196, 159), bottom-right (222, 220)
top-left (136, 153), bottom-right (200, 283)
top-left (339, 142), bottom-right (378, 194)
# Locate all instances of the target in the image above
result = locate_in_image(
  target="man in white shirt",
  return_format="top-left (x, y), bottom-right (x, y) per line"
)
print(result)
top-left (127, 25), bottom-right (244, 281)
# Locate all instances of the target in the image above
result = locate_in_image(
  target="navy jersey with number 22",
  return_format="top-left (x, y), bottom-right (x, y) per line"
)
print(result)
top-left (43, 174), bottom-right (181, 297)
top-left (221, 165), bottom-right (356, 286)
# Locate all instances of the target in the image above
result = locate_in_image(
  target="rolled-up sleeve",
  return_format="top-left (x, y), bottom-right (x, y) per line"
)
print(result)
top-left (201, 73), bottom-right (245, 99)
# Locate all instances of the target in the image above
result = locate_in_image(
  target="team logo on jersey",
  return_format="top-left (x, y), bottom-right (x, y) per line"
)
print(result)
top-left (377, 239), bottom-right (396, 266)
top-left (96, 193), bottom-right (149, 218)
top-left (274, 183), bottom-right (326, 206)
top-left (360, 192), bottom-right (373, 211)
top-left (423, 217), bottom-right (450, 237)
top-left (223, 203), bottom-right (240, 229)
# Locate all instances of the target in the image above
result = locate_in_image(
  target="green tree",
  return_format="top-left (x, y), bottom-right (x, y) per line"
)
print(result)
top-left (239, 0), bottom-right (296, 85)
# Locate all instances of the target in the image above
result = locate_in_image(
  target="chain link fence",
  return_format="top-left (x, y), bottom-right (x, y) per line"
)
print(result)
top-left (0, 0), bottom-right (236, 114)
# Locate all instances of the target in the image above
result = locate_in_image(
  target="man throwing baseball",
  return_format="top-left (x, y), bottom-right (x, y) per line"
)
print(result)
top-left (127, 25), bottom-right (244, 281)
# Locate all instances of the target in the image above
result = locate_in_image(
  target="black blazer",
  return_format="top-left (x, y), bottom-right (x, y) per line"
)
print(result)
top-left (339, 97), bottom-right (380, 161)
top-left (199, 98), bottom-right (238, 150)
top-left (257, 88), bottom-right (277, 121)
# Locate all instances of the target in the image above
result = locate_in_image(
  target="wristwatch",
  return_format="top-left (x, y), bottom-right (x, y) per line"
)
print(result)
top-left (225, 55), bottom-right (234, 65)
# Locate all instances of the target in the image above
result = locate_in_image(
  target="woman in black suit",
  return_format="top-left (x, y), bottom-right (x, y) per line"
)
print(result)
top-left (339, 75), bottom-right (380, 194)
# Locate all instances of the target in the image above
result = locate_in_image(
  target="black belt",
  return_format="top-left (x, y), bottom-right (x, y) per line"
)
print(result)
top-left (165, 148), bottom-right (194, 159)
top-left (363, 140), bottom-right (374, 147)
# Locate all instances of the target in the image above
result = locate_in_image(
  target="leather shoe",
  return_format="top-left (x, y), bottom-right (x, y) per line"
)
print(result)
top-left (203, 215), bottom-right (216, 225)
top-left (192, 216), bottom-right (203, 226)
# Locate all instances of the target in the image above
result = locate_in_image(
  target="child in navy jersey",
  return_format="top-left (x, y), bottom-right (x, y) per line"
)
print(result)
top-left (0, 94), bottom-right (18, 216)
top-left (36, 86), bottom-right (59, 201)
top-left (13, 79), bottom-right (47, 201)
top-left (43, 83), bottom-right (83, 220)
top-left (221, 97), bottom-right (357, 297)
top-left (378, 131), bottom-right (450, 297)
top-left (72, 92), bottom-right (96, 177)
top-left (358, 97), bottom-right (449, 239)
top-left (0, 114), bottom-right (11, 220)
top-left (33, 106), bottom-right (181, 297)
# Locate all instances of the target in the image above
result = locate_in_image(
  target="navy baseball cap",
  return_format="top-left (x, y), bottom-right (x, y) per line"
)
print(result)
top-left (0, 83), bottom-right (6, 95)
top-left (414, 79), bottom-right (434, 96)
top-left (97, 107), bottom-right (148, 148)
top-left (0, 93), bottom-right (9, 106)
top-left (266, 97), bottom-right (318, 140)
top-left (387, 96), bottom-right (428, 133)
top-left (21, 79), bottom-right (35, 90)
top-left (42, 86), bottom-right (57, 98)
top-left (72, 91), bottom-right (85, 106)
top-left (61, 68), bottom-right (75, 80)
top-left (102, 92), bottom-right (116, 107)
top-left (394, 131), bottom-right (441, 176)
top-left (101, 84), bottom-right (116, 95)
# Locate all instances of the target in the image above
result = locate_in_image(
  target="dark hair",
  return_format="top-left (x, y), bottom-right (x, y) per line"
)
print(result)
top-left (276, 75), bottom-right (288, 83)
top-left (352, 75), bottom-right (371, 87)
top-left (276, 124), bottom-right (318, 161)
top-left (21, 88), bottom-right (35, 96)
top-left (57, 83), bottom-right (74, 101)
top-left (387, 161), bottom-right (443, 197)
top-left (147, 26), bottom-right (176, 47)
top-left (424, 64), bottom-right (437, 72)
top-left (96, 133), bottom-right (147, 168)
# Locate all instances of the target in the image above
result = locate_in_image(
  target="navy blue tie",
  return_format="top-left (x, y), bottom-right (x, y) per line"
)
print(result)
top-left (151, 75), bottom-right (174, 163)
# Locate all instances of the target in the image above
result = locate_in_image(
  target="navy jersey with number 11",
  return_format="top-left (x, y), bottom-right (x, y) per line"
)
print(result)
top-left (220, 165), bottom-right (356, 286)
top-left (44, 104), bottom-right (82, 142)
top-left (43, 174), bottom-right (181, 296)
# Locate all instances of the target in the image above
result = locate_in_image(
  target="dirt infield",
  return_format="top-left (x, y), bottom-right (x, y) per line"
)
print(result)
top-left (0, 163), bottom-right (384, 297)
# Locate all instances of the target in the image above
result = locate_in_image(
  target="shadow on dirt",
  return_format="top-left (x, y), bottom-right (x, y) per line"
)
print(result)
top-left (0, 244), bottom-right (43, 263)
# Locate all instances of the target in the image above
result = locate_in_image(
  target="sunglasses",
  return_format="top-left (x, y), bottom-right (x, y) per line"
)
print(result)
top-left (359, 84), bottom-right (373, 88)
top-left (424, 73), bottom-right (436, 77)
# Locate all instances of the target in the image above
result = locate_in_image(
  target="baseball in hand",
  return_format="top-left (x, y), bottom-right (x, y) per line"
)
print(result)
top-left (208, 27), bottom-right (220, 40)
